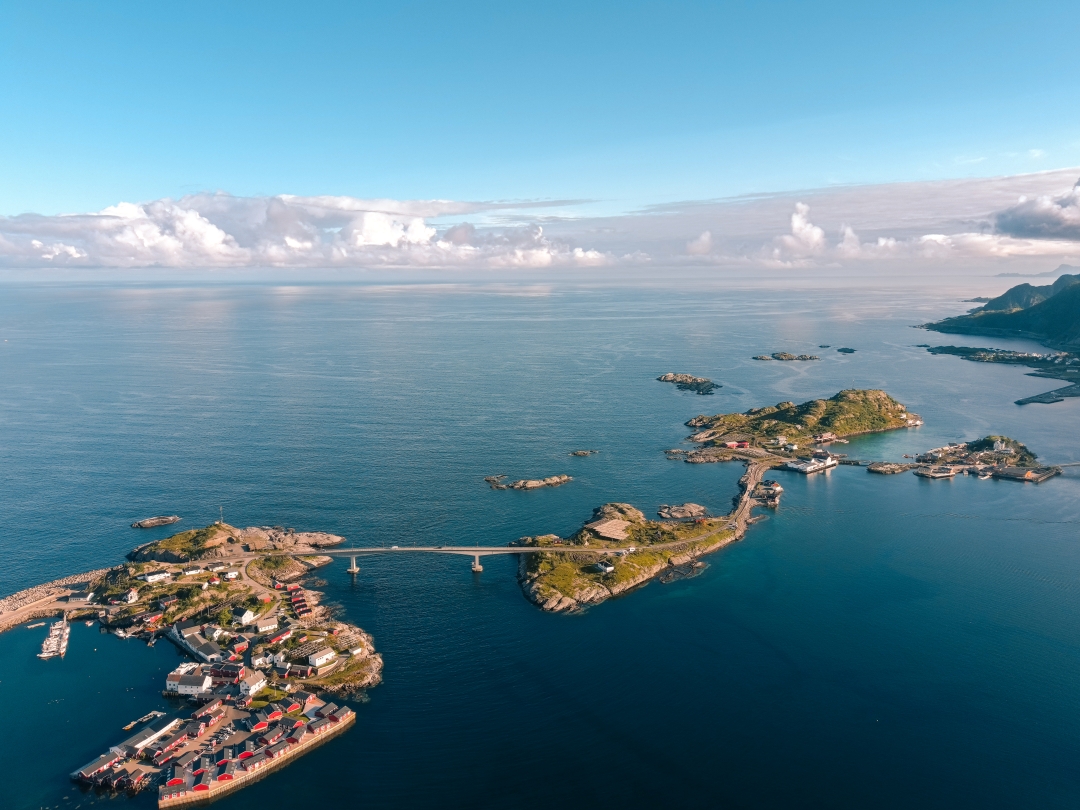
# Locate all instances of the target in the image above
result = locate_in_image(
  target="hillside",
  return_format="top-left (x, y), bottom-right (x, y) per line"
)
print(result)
top-left (686, 389), bottom-right (916, 445)
top-left (926, 283), bottom-right (1080, 349)
top-left (974, 273), bottom-right (1080, 313)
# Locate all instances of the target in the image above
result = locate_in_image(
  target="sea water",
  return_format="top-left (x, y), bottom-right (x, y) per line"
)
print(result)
top-left (2, 279), bottom-right (1079, 809)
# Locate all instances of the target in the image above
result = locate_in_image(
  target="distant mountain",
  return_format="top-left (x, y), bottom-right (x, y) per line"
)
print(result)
top-left (926, 281), bottom-right (1080, 348)
top-left (996, 263), bottom-right (1079, 278)
top-left (974, 273), bottom-right (1080, 313)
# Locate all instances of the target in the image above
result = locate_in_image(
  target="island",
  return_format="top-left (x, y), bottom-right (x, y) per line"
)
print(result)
top-left (515, 389), bottom-right (923, 612)
top-left (485, 474), bottom-right (572, 490)
top-left (753, 352), bottom-right (820, 361)
top-left (906, 436), bottom-right (1059, 482)
top-left (656, 372), bottom-right (720, 394)
top-left (0, 522), bottom-right (381, 807)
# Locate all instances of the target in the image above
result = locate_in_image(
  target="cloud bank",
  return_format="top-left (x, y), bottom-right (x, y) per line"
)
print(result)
top-left (3, 170), bottom-right (1080, 270)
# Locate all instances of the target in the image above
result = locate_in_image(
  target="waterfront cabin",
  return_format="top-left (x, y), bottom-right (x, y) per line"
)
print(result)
top-left (166, 765), bottom-right (187, 787)
top-left (217, 760), bottom-right (238, 781)
top-left (258, 725), bottom-right (285, 746)
top-left (287, 725), bottom-right (310, 744)
top-left (315, 702), bottom-right (339, 719)
top-left (247, 711), bottom-right (271, 732)
top-left (193, 771), bottom-right (214, 792)
top-left (293, 690), bottom-right (317, 706)
top-left (266, 740), bottom-right (291, 759)
top-left (112, 716), bottom-right (181, 758)
top-left (176, 673), bottom-right (212, 695)
top-left (328, 705), bottom-right (354, 723)
top-left (238, 739), bottom-right (257, 759)
top-left (214, 747), bottom-right (233, 766)
top-left (266, 703), bottom-right (285, 720)
top-left (308, 717), bottom-right (331, 735)
top-left (282, 698), bottom-right (302, 713)
top-left (160, 785), bottom-right (189, 802)
top-left (243, 753), bottom-right (268, 772)
top-left (72, 751), bottom-right (122, 783)
top-left (174, 619), bottom-right (204, 639)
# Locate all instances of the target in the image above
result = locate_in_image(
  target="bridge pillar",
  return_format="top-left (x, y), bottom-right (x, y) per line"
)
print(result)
top-left (471, 555), bottom-right (483, 573)
top-left (346, 556), bottom-right (360, 575)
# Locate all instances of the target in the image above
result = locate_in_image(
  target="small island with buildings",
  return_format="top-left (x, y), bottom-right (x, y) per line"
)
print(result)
top-left (0, 522), bottom-right (382, 807)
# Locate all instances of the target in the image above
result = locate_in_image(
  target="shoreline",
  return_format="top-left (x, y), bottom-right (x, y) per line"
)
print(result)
top-left (157, 711), bottom-right (356, 808)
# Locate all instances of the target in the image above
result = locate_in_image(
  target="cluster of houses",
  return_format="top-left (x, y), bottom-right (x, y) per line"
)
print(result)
top-left (73, 686), bottom-right (356, 803)
top-left (157, 698), bottom-right (354, 802)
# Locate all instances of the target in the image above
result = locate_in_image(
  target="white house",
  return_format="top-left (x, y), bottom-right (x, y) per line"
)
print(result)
top-left (223, 570), bottom-right (240, 581)
top-left (308, 648), bottom-right (337, 667)
top-left (123, 587), bottom-right (139, 603)
top-left (239, 671), bottom-right (267, 697)
top-left (176, 672), bottom-right (212, 696)
top-left (253, 616), bottom-right (278, 633)
top-left (139, 571), bottom-right (171, 584)
top-left (181, 566), bottom-right (203, 576)
top-left (232, 607), bottom-right (256, 625)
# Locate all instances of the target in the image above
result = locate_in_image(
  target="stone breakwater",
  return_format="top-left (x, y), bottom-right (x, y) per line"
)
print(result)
top-left (518, 459), bottom-right (775, 612)
top-left (0, 567), bottom-right (116, 613)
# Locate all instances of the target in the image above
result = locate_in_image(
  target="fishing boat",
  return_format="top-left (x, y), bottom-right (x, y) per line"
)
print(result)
top-left (84, 619), bottom-right (95, 627)
top-left (38, 617), bottom-right (70, 659)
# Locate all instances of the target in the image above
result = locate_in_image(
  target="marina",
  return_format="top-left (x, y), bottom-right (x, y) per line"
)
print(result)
top-left (37, 617), bottom-right (69, 659)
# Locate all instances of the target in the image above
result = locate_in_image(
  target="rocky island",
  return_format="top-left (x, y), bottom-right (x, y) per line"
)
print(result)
top-left (486, 474), bottom-right (572, 490)
top-left (753, 352), bottom-right (820, 361)
top-left (132, 516), bottom-right (182, 529)
top-left (657, 372), bottom-right (720, 394)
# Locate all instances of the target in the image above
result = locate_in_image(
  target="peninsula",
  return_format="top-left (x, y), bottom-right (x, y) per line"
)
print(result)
top-left (925, 345), bottom-right (1080, 404)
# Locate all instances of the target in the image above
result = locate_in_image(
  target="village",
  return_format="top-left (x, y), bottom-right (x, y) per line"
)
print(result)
top-left (8, 544), bottom-right (385, 807)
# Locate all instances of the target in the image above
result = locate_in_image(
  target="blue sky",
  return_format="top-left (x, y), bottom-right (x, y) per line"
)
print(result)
top-left (2, 0), bottom-right (1079, 217)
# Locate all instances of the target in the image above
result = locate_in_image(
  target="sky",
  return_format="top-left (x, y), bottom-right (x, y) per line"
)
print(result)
top-left (1, 0), bottom-right (1079, 271)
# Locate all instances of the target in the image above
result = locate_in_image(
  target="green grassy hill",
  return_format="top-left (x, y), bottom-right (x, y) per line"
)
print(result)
top-left (926, 283), bottom-right (1080, 349)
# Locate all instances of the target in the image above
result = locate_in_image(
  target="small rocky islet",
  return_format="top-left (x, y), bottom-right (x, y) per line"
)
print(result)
top-left (485, 474), bottom-right (572, 490)
top-left (656, 372), bottom-right (720, 394)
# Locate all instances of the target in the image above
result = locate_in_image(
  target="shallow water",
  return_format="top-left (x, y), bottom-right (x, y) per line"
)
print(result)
top-left (2, 279), bottom-right (1079, 809)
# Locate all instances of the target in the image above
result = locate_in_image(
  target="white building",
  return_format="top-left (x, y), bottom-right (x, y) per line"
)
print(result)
top-left (253, 616), bottom-right (278, 633)
top-left (239, 671), bottom-right (267, 697)
top-left (123, 587), bottom-right (139, 603)
top-left (232, 607), bottom-right (256, 625)
top-left (223, 570), bottom-right (240, 581)
top-left (176, 672), bottom-right (212, 696)
top-left (785, 455), bottom-right (838, 474)
top-left (139, 571), bottom-right (171, 584)
top-left (308, 648), bottom-right (337, 667)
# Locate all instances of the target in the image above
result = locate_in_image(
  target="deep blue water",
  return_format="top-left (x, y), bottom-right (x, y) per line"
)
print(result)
top-left (2, 279), bottom-right (1080, 809)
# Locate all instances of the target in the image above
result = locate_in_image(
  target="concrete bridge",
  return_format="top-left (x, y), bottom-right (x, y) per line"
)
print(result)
top-left (322, 545), bottom-right (620, 573)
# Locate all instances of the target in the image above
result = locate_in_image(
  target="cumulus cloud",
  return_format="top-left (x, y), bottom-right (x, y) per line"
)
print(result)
top-left (686, 230), bottom-right (712, 255)
top-left (993, 181), bottom-right (1080, 240)
top-left (0, 193), bottom-right (613, 269)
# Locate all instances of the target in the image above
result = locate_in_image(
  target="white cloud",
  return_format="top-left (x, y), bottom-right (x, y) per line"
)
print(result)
top-left (993, 180), bottom-right (1080, 240)
top-left (0, 194), bottom-right (613, 269)
top-left (686, 230), bottom-right (712, 255)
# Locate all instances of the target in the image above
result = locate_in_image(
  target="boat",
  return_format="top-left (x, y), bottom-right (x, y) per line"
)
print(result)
top-left (26, 622), bottom-right (45, 629)
top-left (85, 619), bottom-right (95, 627)
top-left (978, 472), bottom-right (993, 480)
top-left (113, 628), bottom-right (129, 639)
top-left (38, 618), bottom-right (70, 659)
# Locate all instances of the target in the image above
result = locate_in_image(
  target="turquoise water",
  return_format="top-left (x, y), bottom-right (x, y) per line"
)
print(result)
top-left (2, 280), bottom-right (1080, 808)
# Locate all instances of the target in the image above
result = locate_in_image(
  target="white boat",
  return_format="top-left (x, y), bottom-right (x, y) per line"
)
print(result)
top-left (38, 618), bottom-right (70, 659)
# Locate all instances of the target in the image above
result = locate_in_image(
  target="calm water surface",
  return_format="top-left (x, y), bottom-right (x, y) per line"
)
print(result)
top-left (2, 280), bottom-right (1079, 809)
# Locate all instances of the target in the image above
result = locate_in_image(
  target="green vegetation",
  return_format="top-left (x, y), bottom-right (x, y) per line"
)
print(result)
top-left (687, 389), bottom-right (915, 446)
top-left (925, 276), bottom-right (1080, 349)
top-left (133, 522), bottom-right (239, 561)
top-left (966, 436), bottom-right (1038, 466)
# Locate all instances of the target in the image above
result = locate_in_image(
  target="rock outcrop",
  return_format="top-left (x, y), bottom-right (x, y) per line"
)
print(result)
top-left (657, 503), bottom-right (707, 519)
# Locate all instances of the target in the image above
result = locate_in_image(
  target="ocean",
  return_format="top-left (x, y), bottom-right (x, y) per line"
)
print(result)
top-left (2, 278), bottom-right (1080, 809)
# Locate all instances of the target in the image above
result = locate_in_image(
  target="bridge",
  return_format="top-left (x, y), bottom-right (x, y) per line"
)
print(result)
top-left (321, 545), bottom-right (627, 573)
